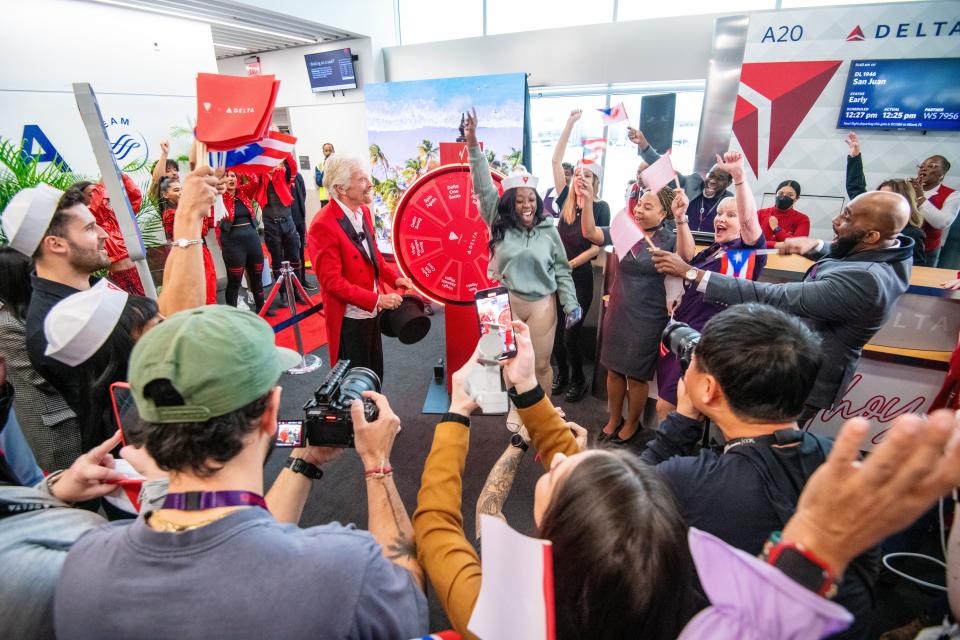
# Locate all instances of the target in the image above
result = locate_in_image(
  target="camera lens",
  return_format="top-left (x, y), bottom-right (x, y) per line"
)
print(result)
top-left (338, 367), bottom-right (382, 405)
top-left (662, 322), bottom-right (701, 359)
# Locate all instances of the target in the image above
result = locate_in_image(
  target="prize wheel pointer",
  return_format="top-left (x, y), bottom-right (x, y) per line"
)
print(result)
top-left (392, 164), bottom-right (505, 306)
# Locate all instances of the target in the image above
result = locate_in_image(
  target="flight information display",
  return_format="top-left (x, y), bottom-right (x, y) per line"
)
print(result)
top-left (837, 58), bottom-right (960, 131)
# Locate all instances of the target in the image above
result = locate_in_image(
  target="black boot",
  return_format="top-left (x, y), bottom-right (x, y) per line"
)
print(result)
top-left (551, 371), bottom-right (569, 395)
top-left (565, 376), bottom-right (587, 403)
top-left (294, 289), bottom-right (309, 305)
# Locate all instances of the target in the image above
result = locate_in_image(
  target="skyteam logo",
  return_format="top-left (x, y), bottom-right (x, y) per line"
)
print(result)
top-left (104, 117), bottom-right (149, 171)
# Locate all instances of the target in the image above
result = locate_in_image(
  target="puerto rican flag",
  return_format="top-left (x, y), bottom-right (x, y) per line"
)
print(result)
top-left (582, 137), bottom-right (607, 164)
top-left (597, 102), bottom-right (629, 124)
top-left (721, 249), bottom-right (757, 279)
top-left (211, 130), bottom-right (297, 174)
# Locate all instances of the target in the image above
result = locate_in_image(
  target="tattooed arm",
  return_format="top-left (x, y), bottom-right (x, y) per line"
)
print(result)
top-left (354, 391), bottom-right (426, 591)
top-left (475, 430), bottom-right (527, 539)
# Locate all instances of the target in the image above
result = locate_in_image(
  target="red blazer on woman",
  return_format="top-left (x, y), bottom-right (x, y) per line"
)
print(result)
top-left (306, 200), bottom-right (400, 365)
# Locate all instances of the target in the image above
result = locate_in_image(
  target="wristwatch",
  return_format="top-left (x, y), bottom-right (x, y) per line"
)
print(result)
top-left (169, 238), bottom-right (203, 249)
top-left (761, 531), bottom-right (838, 598)
top-left (285, 457), bottom-right (324, 480)
top-left (510, 433), bottom-right (529, 452)
top-left (683, 267), bottom-right (699, 283)
top-left (675, 216), bottom-right (689, 225)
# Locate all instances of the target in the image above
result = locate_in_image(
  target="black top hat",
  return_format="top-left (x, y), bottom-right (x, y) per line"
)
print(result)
top-left (380, 295), bottom-right (431, 344)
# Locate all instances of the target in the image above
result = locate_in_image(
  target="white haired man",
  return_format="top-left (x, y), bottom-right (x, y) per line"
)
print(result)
top-left (306, 155), bottom-right (413, 381)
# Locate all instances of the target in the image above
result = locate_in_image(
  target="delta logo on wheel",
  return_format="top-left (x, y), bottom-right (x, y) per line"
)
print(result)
top-left (733, 60), bottom-right (842, 178)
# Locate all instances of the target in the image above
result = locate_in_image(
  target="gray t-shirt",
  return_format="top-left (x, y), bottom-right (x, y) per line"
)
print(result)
top-left (53, 508), bottom-right (428, 640)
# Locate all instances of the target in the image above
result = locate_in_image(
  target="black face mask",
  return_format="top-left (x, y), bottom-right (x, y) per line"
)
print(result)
top-left (775, 195), bottom-right (794, 211)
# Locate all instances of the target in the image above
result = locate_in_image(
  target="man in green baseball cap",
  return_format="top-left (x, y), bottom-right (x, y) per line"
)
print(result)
top-left (54, 305), bottom-right (428, 639)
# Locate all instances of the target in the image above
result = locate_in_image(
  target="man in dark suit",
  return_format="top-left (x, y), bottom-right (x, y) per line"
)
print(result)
top-left (653, 190), bottom-right (913, 421)
top-left (306, 155), bottom-right (413, 381)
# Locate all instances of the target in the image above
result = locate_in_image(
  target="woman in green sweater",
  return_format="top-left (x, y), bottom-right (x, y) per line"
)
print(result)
top-left (464, 109), bottom-right (581, 423)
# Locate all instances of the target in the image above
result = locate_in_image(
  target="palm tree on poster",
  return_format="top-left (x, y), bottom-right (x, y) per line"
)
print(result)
top-left (484, 149), bottom-right (496, 166)
top-left (373, 177), bottom-right (402, 215)
top-left (402, 157), bottom-right (422, 185)
top-left (417, 139), bottom-right (438, 166)
top-left (504, 147), bottom-right (523, 171)
top-left (369, 144), bottom-right (390, 181)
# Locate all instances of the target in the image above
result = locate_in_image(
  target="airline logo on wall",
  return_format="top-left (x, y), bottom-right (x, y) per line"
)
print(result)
top-left (105, 117), bottom-right (149, 171)
top-left (846, 26), bottom-right (865, 42)
top-left (732, 61), bottom-right (841, 178)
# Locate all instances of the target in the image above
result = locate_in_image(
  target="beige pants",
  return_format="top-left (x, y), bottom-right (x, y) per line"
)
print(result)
top-left (506, 293), bottom-right (557, 425)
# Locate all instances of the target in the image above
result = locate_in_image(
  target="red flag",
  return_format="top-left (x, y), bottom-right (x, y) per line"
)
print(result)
top-left (196, 73), bottom-right (280, 150)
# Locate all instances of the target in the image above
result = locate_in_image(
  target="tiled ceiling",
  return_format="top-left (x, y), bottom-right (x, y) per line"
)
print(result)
top-left (79, 0), bottom-right (359, 58)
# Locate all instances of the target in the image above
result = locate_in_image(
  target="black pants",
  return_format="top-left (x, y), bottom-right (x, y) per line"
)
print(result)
top-left (553, 266), bottom-right (594, 383)
top-left (263, 213), bottom-right (301, 279)
top-left (339, 316), bottom-right (384, 382)
top-left (222, 224), bottom-right (265, 310)
top-left (292, 213), bottom-right (307, 282)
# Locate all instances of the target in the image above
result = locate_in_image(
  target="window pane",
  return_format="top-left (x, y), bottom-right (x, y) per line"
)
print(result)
top-left (602, 91), bottom-right (704, 205)
top-left (780, 0), bottom-right (925, 6)
top-left (617, 0), bottom-right (771, 21)
top-left (399, 0), bottom-right (483, 45)
top-left (486, 0), bottom-right (615, 36)
top-left (528, 94), bottom-right (609, 196)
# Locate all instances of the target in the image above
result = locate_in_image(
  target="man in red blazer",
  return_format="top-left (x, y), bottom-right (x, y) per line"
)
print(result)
top-left (307, 155), bottom-right (413, 381)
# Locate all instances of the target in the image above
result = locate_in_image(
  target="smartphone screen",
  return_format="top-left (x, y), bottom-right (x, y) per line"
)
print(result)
top-left (109, 382), bottom-right (139, 446)
top-left (276, 420), bottom-right (305, 447)
top-left (474, 286), bottom-right (517, 360)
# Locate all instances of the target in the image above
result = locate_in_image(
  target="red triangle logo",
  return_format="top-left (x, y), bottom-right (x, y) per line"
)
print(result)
top-left (522, 176), bottom-right (529, 183)
top-left (732, 96), bottom-right (760, 178)
top-left (846, 25), bottom-right (865, 41)
top-left (739, 60), bottom-right (842, 169)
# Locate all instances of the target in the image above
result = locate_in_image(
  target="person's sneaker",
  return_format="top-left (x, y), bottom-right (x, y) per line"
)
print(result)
top-left (565, 379), bottom-right (587, 403)
top-left (301, 277), bottom-right (319, 292)
top-left (551, 374), bottom-right (569, 396)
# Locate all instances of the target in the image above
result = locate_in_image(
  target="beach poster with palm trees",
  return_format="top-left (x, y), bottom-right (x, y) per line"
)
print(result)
top-left (364, 73), bottom-right (526, 240)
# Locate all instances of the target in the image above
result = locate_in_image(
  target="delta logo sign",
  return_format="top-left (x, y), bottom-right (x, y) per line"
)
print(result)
top-left (733, 60), bottom-right (842, 178)
top-left (846, 20), bottom-right (959, 41)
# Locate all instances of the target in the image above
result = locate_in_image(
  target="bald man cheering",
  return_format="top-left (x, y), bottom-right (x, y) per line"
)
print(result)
top-left (653, 191), bottom-right (913, 422)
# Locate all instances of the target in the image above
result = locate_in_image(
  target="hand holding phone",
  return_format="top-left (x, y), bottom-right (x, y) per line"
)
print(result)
top-left (475, 286), bottom-right (517, 361)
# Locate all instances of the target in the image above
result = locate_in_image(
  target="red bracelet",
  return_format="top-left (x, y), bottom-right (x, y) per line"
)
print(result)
top-left (364, 466), bottom-right (393, 479)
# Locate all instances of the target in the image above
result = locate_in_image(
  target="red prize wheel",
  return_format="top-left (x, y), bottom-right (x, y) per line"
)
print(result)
top-left (393, 164), bottom-right (505, 389)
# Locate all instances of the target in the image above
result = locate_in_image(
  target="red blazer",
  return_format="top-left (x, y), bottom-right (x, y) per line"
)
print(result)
top-left (307, 200), bottom-right (400, 365)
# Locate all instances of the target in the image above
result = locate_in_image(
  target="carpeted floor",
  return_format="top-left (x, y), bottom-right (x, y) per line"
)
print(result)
top-left (260, 300), bottom-right (940, 635)
top-left (264, 304), bottom-right (609, 631)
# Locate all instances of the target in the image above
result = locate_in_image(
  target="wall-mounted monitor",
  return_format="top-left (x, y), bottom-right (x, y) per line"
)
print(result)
top-left (837, 58), bottom-right (960, 132)
top-left (304, 48), bottom-right (357, 92)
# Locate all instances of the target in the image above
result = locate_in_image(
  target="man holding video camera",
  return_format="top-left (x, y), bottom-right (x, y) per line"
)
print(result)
top-left (53, 306), bottom-right (428, 640)
top-left (642, 303), bottom-right (877, 639)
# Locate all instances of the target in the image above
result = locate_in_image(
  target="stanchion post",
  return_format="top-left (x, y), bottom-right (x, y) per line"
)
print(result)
top-left (276, 260), bottom-right (322, 374)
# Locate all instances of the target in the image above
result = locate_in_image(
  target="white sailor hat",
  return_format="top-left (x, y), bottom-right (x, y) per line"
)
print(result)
top-left (44, 279), bottom-right (129, 367)
top-left (2, 185), bottom-right (64, 257)
top-left (578, 160), bottom-right (604, 181)
top-left (501, 167), bottom-right (539, 192)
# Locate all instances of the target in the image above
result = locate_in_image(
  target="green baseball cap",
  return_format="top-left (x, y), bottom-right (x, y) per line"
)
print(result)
top-left (129, 305), bottom-right (301, 423)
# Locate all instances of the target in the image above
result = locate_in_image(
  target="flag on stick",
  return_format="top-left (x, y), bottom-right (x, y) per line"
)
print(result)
top-left (640, 154), bottom-right (678, 195)
top-left (721, 249), bottom-right (758, 279)
top-left (213, 131), bottom-right (298, 175)
top-left (597, 102), bottom-right (629, 124)
top-left (581, 137), bottom-right (607, 164)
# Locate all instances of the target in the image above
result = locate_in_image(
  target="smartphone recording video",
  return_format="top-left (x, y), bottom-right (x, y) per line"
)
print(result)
top-left (275, 420), bottom-right (305, 447)
top-left (474, 286), bottom-right (517, 361)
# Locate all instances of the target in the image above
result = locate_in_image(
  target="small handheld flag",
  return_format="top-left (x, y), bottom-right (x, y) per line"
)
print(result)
top-left (640, 154), bottom-right (677, 195)
top-left (582, 137), bottom-right (607, 164)
top-left (721, 249), bottom-right (757, 279)
top-left (211, 131), bottom-right (298, 174)
top-left (598, 102), bottom-right (629, 125)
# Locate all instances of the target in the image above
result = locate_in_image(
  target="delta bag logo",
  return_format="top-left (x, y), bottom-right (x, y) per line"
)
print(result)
top-left (195, 73), bottom-right (279, 150)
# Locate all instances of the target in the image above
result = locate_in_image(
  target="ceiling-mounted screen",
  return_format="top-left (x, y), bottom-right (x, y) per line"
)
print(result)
top-left (304, 48), bottom-right (357, 92)
top-left (838, 58), bottom-right (960, 132)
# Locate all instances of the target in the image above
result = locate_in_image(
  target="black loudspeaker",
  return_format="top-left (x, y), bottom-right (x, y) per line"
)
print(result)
top-left (639, 93), bottom-right (677, 155)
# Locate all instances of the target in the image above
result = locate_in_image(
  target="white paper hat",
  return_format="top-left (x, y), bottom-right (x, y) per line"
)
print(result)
top-left (501, 168), bottom-right (539, 192)
top-left (2, 184), bottom-right (64, 256)
top-left (578, 160), bottom-right (604, 181)
top-left (44, 279), bottom-right (129, 366)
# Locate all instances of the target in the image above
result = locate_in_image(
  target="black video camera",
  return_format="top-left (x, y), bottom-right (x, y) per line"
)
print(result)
top-left (662, 322), bottom-right (701, 373)
top-left (275, 360), bottom-right (381, 449)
